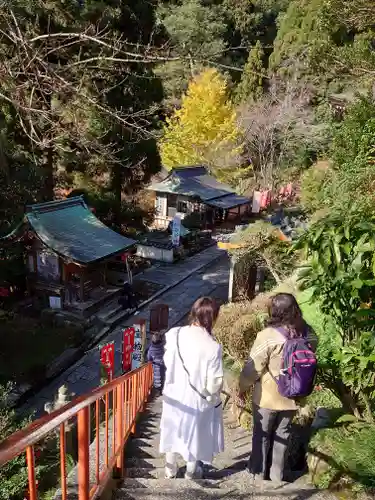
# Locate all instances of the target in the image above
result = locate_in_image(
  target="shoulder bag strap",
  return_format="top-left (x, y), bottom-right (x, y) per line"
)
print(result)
top-left (176, 328), bottom-right (222, 409)
top-left (267, 326), bottom-right (288, 383)
top-left (176, 328), bottom-right (208, 400)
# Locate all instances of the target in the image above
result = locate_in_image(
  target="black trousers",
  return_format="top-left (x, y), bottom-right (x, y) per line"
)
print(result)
top-left (249, 404), bottom-right (296, 481)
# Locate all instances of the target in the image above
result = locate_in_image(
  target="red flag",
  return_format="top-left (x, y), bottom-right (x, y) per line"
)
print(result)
top-left (122, 327), bottom-right (135, 373)
top-left (100, 342), bottom-right (115, 382)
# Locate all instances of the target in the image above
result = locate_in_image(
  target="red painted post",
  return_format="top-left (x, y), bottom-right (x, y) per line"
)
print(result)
top-left (77, 407), bottom-right (90, 500)
top-left (26, 446), bottom-right (37, 500)
top-left (116, 384), bottom-right (124, 476)
top-left (60, 423), bottom-right (67, 500)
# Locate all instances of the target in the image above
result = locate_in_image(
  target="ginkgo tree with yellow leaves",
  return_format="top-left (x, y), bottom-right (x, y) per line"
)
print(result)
top-left (159, 68), bottom-right (245, 182)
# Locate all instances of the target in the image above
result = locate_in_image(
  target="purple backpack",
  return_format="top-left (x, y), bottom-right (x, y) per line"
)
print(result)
top-left (273, 327), bottom-right (317, 399)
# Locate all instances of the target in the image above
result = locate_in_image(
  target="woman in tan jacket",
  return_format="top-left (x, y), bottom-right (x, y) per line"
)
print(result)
top-left (239, 293), bottom-right (317, 486)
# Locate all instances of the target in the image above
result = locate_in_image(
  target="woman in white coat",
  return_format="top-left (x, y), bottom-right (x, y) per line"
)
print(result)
top-left (159, 297), bottom-right (224, 479)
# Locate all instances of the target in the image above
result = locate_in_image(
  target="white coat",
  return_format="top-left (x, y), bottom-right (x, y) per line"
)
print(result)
top-left (159, 325), bottom-right (224, 463)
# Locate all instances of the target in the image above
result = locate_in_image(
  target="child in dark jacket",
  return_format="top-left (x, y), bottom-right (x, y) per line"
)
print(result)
top-left (146, 333), bottom-right (165, 396)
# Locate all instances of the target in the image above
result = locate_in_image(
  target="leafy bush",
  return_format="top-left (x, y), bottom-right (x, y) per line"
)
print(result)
top-left (310, 423), bottom-right (375, 492)
top-left (0, 384), bottom-right (29, 500)
top-left (322, 96), bottom-right (375, 215)
top-left (300, 161), bottom-right (331, 213)
top-left (330, 96), bottom-right (375, 168)
top-left (295, 210), bottom-right (375, 420)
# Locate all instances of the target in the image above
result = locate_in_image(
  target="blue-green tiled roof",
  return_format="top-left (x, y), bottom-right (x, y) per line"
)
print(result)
top-left (148, 166), bottom-right (234, 201)
top-left (26, 197), bottom-right (135, 264)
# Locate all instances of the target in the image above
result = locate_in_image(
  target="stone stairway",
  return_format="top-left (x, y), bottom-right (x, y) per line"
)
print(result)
top-left (96, 297), bottom-right (132, 327)
top-left (115, 398), bottom-right (337, 500)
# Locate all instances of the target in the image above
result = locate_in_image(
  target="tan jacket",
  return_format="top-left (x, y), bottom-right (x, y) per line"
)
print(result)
top-left (239, 326), bottom-right (318, 411)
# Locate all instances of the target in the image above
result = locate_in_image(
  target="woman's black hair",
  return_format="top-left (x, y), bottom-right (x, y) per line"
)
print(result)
top-left (189, 296), bottom-right (220, 334)
top-left (268, 293), bottom-right (304, 338)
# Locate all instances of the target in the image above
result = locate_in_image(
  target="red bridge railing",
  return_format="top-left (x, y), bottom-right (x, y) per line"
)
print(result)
top-left (0, 363), bottom-right (153, 500)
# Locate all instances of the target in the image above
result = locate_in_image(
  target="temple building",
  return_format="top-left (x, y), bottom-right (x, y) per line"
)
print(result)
top-left (148, 166), bottom-right (252, 229)
top-left (20, 196), bottom-right (135, 311)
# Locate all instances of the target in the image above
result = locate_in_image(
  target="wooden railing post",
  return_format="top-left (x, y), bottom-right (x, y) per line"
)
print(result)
top-left (130, 374), bottom-right (136, 434)
top-left (116, 384), bottom-right (124, 476)
top-left (77, 407), bottom-right (90, 500)
top-left (26, 446), bottom-right (37, 500)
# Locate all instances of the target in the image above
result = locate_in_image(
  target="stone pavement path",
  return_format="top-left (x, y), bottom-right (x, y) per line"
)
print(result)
top-left (22, 247), bottom-right (229, 418)
top-left (115, 397), bottom-right (337, 500)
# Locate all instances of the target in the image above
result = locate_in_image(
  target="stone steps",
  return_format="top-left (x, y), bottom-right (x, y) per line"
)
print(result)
top-left (124, 464), bottom-right (246, 480)
top-left (115, 482), bottom-right (238, 500)
top-left (116, 474), bottom-right (333, 500)
top-left (114, 394), bottom-right (338, 500)
top-left (96, 298), bottom-right (123, 321)
top-left (95, 298), bottom-right (136, 328)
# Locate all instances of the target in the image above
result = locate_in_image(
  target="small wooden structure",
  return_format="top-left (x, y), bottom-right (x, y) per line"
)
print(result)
top-left (218, 227), bottom-right (289, 302)
top-left (20, 197), bottom-right (136, 310)
top-left (148, 166), bottom-right (252, 229)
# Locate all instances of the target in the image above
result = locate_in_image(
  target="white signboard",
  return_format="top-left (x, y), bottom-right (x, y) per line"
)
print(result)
top-left (131, 323), bottom-right (144, 370)
top-left (171, 215), bottom-right (181, 247)
top-left (49, 296), bottom-right (62, 309)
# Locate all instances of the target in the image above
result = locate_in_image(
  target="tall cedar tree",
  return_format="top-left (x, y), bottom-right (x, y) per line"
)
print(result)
top-left (235, 41), bottom-right (265, 104)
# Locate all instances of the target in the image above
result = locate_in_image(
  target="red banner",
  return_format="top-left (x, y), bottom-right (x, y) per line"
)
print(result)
top-left (260, 190), bottom-right (272, 209)
top-left (122, 327), bottom-right (135, 373)
top-left (100, 342), bottom-right (115, 382)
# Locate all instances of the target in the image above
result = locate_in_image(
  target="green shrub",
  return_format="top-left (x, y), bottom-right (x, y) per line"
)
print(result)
top-left (310, 423), bottom-right (375, 492)
top-left (295, 210), bottom-right (375, 420)
top-left (0, 384), bottom-right (29, 500)
top-left (300, 161), bottom-right (331, 213)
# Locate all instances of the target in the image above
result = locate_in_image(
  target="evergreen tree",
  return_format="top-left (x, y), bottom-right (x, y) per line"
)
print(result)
top-left (159, 68), bottom-right (240, 173)
top-left (269, 0), bottom-right (331, 80)
top-left (235, 41), bottom-right (265, 104)
top-left (270, 0), bottom-right (375, 89)
top-left (156, 0), bottom-right (227, 104)
top-left (222, 0), bottom-right (289, 46)
top-left (0, 0), bottom-right (163, 228)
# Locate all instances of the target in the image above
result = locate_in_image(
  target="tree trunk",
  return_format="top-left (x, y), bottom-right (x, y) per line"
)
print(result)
top-left (111, 163), bottom-right (122, 228)
top-left (43, 145), bottom-right (54, 201)
top-left (330, 379), bottom-right (362, 419)
top-left (42, 92), bottom-right (54, 201)
top-left (246, 264), bottom-right (257, 300)
top-left (361, 391), bottom-right (375, 423)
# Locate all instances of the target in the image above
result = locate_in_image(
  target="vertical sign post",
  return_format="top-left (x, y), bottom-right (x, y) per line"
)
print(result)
top-left (172, 214), bottom-right (181, 247)
top-left (149, 304), bottom-right (169, 333)
top-left (131, 320), bottom-right (146, 370)
top-left (122, 327), bottom-right (135, 373)
top-left (99, 342), bottom-right (115, 382)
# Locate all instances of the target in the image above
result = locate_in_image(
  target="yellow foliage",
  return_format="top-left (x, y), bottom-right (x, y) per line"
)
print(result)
top-left (159, 68), bottom-right (240, 170)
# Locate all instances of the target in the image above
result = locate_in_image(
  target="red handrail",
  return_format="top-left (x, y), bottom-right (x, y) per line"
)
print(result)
top-left (0, 363), bottom-right (153, 500)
